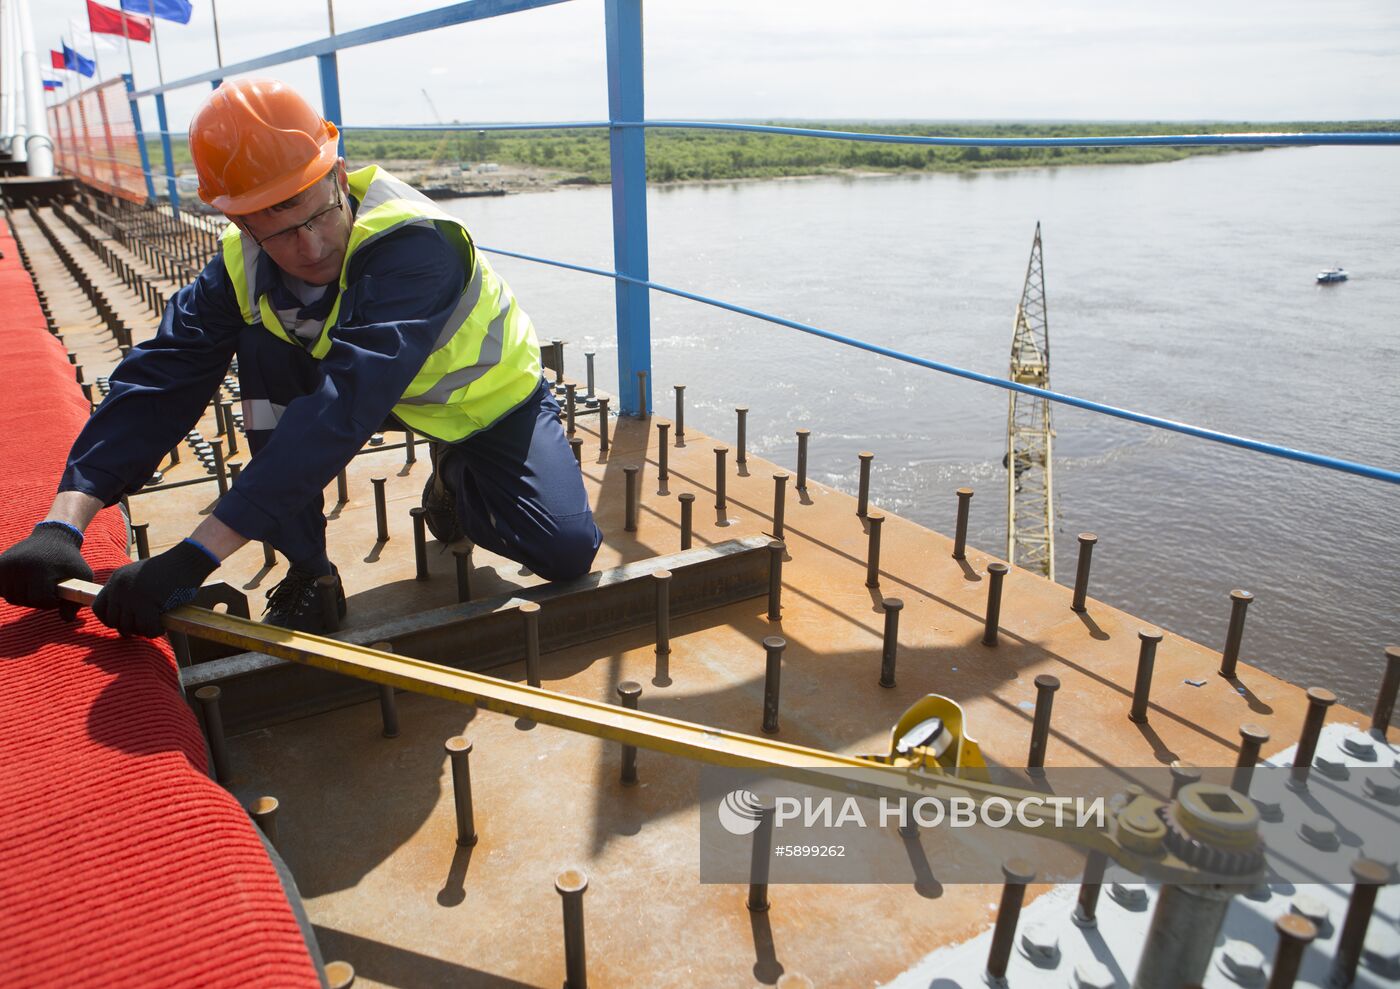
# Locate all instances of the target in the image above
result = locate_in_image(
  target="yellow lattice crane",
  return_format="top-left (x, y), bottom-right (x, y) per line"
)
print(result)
top-left (1005, 222), bottom-right (1055, 579)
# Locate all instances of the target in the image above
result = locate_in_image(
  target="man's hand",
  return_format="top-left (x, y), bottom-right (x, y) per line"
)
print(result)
top-left (0, 523), bottom-right (95, 621)
top-left (93, 540), bottom-right (219, 637)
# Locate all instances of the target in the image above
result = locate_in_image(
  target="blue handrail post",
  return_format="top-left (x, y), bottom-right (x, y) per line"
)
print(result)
top-left (153, 92), bottom-right (180, 218)
top-left (125, 73), bottom-right (157, 203)
top-left (604, 0), bottom-right (652, 416)
top-left (317, 53), bottom-right (346, 158)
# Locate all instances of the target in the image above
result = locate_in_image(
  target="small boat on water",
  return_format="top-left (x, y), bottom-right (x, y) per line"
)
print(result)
top-left (1317, 266), bottom-right (1348, 283)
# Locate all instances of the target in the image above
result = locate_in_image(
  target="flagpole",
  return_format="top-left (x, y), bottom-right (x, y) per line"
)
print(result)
top-left (121, 8), bottom-right (135, 80)
top-left (150, 4), bottom-right (164, 87)
top-left (210, 0), bottom-right (223, 68)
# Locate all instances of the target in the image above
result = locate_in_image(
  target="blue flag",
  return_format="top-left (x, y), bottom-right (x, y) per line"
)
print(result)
top-left (119, 0), bottom-right (192, 24)
top-left (44, 79), bottom-right (64, 91)
top-left (62, 43), bottom-right (96, 78)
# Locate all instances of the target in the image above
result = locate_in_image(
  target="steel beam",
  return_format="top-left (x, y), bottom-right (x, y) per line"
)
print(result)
top-left (178, 537), bottom-right (772, 729)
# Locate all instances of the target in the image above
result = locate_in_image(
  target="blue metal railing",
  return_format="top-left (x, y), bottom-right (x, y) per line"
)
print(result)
top-left (98, 0), bottom-right (1395, 485)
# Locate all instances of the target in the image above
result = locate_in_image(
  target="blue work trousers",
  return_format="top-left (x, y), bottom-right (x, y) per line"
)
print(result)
top-left (237, 330), bottom-right (601, 581)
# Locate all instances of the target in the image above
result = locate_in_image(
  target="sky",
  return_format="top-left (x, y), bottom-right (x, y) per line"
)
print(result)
top-left (21, 0), bottom-right (1400, 135)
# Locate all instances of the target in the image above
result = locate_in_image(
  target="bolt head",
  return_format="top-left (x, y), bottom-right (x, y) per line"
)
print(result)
top-left (1298, 814), bottom-right (1339, 850)
top-left (1217, 939), bottom-right (1266, 985)
top-left (1017, 923), bottom-right (1060, 965)
top-left (1290, 893), bottom-right (1331, 933)
top-left (1341, 731), bottom-right (1377, 759)
top-left (1072, 959), bottom-right (1116, 989)
top-left (1107, 882), bottom-right (1148, 909)
top-left (1362, 924), bottom-right (1400, 976)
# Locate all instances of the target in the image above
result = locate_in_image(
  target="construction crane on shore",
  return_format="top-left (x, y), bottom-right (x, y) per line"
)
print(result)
top-left (1005, 222), bottom-right (1055, 579)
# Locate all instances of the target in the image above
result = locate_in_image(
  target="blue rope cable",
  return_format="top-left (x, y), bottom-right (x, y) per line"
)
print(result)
top-left (477, 245), bottom-right (1400, 486)
top-left (339, 119), bottom-right (1400, 147)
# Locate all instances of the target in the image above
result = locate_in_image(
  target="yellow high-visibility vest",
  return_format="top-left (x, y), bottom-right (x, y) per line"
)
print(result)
top-left (221, 165), bottom-right (541, 442)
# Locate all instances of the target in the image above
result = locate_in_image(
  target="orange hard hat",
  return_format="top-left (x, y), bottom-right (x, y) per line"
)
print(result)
top-left (190, 78), bottom-right (340, 215)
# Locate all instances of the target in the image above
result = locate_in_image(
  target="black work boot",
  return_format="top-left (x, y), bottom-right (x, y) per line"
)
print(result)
top-left (423, 440), bottom-right (466, 545)
top-left (262, 564), bottom-right (347, 633)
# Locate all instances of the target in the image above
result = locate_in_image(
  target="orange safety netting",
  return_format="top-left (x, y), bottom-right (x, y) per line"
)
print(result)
top-left (46, 77), bottom-right (149, 205)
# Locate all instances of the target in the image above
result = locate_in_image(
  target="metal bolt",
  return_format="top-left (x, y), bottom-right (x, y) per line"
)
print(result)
top-left (215, 398), bottom-right (228, 436)
top-left (1072, 959), bottom-right (1116, 989)
top-left (324, 961), bottom-right (355, 989)
top-left (371, 641), bottom-right (400, 738)
top-left (864, 512), bottom-right (885, 587)
top-left (316, 575), bottom-right (341, 633)
top-left (673, 384), bottom-right (685, 444)
top-left (767, 540), bottom-right (785, 622)
top-left (519, 602), bottom-right (542, 688)
top-left (1018, 922), bottom-right (1060, 965)
top-left (133, 521), bottom-right (150, 560)
top-left (636, 369), bottom-right (648, 419)
top-left (657, 422), bottom-right (670, 481)
top-left (249, 795), bottom-right (279, 850)
top-left (986, 858), bottom-right (1036, 983)
top-left (736, 406), bottom-right (748, 465)
top-left (1027, 674), bottom-right (1060, 772)
top-left (1219, 589), bottom-right (1254, 678)
top-left (404, 430), bottom-right (415, 465)
top-left (570, 436), bottom-right (583, 465)
top-left (654, 570), bottom-right (671, 660)
top-left (584, 352), bottom-right (596, 399)
top-left (262, 542), bottom-right (276, 568)
top-left (1129, 628), bottom-right (1164, 724)
top-left (445, 736), bottom-right (478, 846)
top-left (598, 397), bottom-right (610, 452)
top-left (565, 383), bottom-right (577, 435)
top-left (410, 507), bottom-right (429, 581)
top-left (795, 428), bottom-right (810, 491)
top-left (1299, 814), bottom-right (1339, 850)
top-left (371, 476), bottom-right (389, 542)
top-left (1218, 939), bottom-right (1266, 985)
top-left (768, 471), bottom-right (789, 540)
top-left (762, 635), bottom-right (785, 734)
top-left (953, 487), bottom-right (973, 561)
top-left (623, 465), bottom-right (640, 532)
top-left (678, 493), bottom-right (695, 550)
top-left (982, 562), bottom-right (1008, 646)
top-left (167, 442), bottom-right (181, 467)
top-left (1290, 687), bottom-right (1336, 788)
top-left (212, 441), bottom-right (228, 496)
top-left (454, 546), bottom-right (473, 603)
top-left (879, 597), bottom-right (903, 688)
top-left (1266, 913), bottom-right (1317, 989)
top-left (1073, 850), bottom-right (1107, 927)
top-left (856, 451), bottom-right (874, 517)
top-left (1372, 645), bottom-right (1400, 734)
top-left (551, 338), bottom-right (565, 384)
top-left (224, 407), bottom-right (239, 456)
top-left (555, 869), bottom-right (589, 989)
top-left (1170, 761), bottom-right (1202, 798)
top-left (336, 468), bottom-right (349, 504)
top-left (747, 803), bottom-right (776, 912)
top-left (1232, 723), bottom-right (1269, 796)
top-left (617, 680), bottom-right (641, 785)
top-left (194, 685), bottom-right (231, 784)
top-left (228, 461), bottom-right (241, 486)
top-left (714, 447), bottom-right (728, 512)
top-left (1071, 532), bottom-right (1097, 612)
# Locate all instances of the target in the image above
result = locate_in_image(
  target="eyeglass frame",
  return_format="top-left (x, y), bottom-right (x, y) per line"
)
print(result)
top-left (250, 184), bottom-right (345, 249)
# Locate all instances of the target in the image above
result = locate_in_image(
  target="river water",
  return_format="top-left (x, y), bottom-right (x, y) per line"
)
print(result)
top-left (442, 147), bottom-right (1399, 712)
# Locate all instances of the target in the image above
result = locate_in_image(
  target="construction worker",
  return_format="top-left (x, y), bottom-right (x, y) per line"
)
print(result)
top-left (0, 78), bottom-right (600, 636)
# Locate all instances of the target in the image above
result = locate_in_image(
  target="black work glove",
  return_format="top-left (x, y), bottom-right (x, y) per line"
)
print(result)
top-left (0, 522), bottom-right (95, 621)
top-left (93, 539), bottom-right (219, 637)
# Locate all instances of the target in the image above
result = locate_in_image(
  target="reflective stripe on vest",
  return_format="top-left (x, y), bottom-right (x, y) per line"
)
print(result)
top-left (220, 165), bottom-right (541, 442)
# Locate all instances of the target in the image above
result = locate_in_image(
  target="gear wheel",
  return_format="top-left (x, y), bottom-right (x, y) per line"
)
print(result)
top-left (1158, 804), bottom-right (1264, 877)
